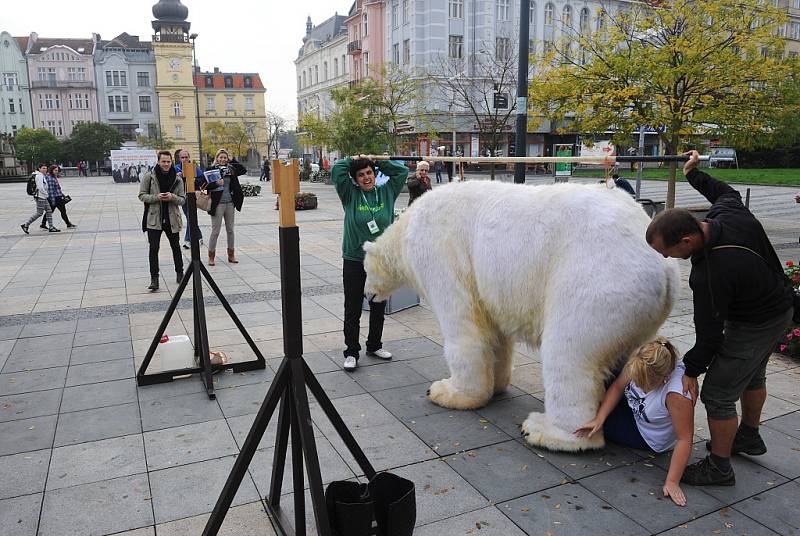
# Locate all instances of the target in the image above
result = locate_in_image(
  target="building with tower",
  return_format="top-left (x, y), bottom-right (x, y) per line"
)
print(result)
top-left (151, 0), bottom-right (200, 156)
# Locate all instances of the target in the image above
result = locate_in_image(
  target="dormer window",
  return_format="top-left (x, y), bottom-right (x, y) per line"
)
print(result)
top-left (244, 76), bottom-right (252, 88)
top-left (224, 76), bottom-right (233, 88)
top-left (205, 75), bottom-right (213, 86)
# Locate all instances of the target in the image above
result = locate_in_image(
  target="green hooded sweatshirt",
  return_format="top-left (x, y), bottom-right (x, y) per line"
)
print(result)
top-left (331, 157), bottom-right (409, 262)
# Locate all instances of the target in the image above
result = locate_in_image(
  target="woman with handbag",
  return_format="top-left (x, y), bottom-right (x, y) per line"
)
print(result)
top-left (174, 149), bottom-right (205, 249)
top-left (139, 151), bottom-right (186, 291)
top-left (205, 148), bottom-right (246, 266)
top-left (40, 165), bottom-right (75, 229)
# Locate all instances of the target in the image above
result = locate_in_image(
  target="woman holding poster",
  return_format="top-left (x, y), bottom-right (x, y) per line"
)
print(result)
top-left (204, 149), bottom-right (246, 266)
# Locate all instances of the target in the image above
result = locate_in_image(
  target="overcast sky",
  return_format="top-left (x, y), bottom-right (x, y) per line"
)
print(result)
top-left (2, 0), bottom-right (352, 125)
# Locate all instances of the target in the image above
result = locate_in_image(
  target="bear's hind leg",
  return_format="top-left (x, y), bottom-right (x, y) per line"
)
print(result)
top-left (428, 332), bottom-right (495, 410)
top-left (493, 335), bottom-right (514, 395)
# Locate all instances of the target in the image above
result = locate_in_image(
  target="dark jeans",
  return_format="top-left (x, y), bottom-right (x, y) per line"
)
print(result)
top-left (602, 395), bottom-right (652, 451)
top-left (343, 259), bottom-right (386, 359)
top-left (42, 198), bottom-right (71, 227)
top-left (147, 229), bottom-right (183, 278)
top-left (181, 203), bottom-right (202, 242)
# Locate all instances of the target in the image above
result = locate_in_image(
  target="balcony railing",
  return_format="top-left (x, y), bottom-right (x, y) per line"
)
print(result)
top-left (347, 40), bottom-right (362, 54)
top-left (32, 80), bottom-right (93, 89)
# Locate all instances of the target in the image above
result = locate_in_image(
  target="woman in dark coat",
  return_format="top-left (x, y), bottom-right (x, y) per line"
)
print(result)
top-left (205, 148), bottom-right (245, 265)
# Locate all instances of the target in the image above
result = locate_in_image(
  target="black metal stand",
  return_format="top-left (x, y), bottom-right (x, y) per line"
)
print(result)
top-left (203, 226), bottom-right (377, 536)
top-left (136, 190), bottom-right (266, 400)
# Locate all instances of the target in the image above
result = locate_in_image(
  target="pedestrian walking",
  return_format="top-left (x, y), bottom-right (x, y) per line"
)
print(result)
top-left (646, 150), bottom-right (795, 487)
top-left (21, 163), bottom-right (59, 234)
top-left (139, 151), bottom-right (185, 291)
top-left (433, 160), bottom-right (443, 184)
top-left (174, 149), bottom-right (204, 249)
top-left (205, 149), bottom-right (246, 266)
top-left (39, 165), bottom-right (75, 229)
top-left (331, 155), bottom-right (408, 372)
top-left (260, 156), bottom-right (270, 181)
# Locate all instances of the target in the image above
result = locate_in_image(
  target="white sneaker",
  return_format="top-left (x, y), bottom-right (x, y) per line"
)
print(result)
top-left (343, 356), bottom-right (358, 371)
top-left (366, 348), bottom-right (392, 360)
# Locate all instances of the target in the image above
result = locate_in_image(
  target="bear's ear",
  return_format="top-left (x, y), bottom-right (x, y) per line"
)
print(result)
top-left (363, 241), bottom-right (376, 253)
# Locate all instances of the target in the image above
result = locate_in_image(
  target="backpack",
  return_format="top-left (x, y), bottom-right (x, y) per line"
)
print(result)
top-left (26, 174), bottom-right (37, 196)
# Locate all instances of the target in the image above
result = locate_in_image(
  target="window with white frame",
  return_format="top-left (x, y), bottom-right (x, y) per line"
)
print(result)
top-left (496, 37), bottom-right (511, 61)
top-left (105, 70), bottom-right (127, 87)
top-left (57, 120), bottom-right (62, 137)
top-left (342, 55), bottom-right (347, 74)
top-left (2, 73), bottom-right (17, 89)
top-left (393, 43), bottom-right (400, 64)
top-left (66, 67), bottom-right (86, 81)
top-left (8, 99), bottom-right (15, 113)
top-left (173, 101), bottom-right (181, 116)
top-left (449, 35), bottom-right (464, 59)
top-left (315, 65), bottom-right (319, 84)
top-left (392, 1), bottom-right (399, 28)
top-left (792, 22), bottom-right (800, 40)
top-left (544, 3), bottom-right (554, 26)
top-left (363, 12), bottom-right (368, 35)
top-left (226, 96), bottom-right (234, 111)
top-left (497, 0), bottom-right (510, 21)
top-left (71, 93), bottom-right (89, 109)
top-left (580, 7), bottom-right (590, 33)
top-left (302, 72), bottom-right (306, 87)
top-left (562, 5), bottom-right (572, 28)
top-left (245, 96), bottom-right (254, 111)
top-left (597, 10), bottom-right (606, 31)
top-left (365, 52), bottom-right (370, 76)
top-left (137, 72), bottom-right (150, 87)
top-left (450, 0), bottom-right (463, 19)
top-left (334, 58), bottom-right (339, 77)
top-left (139, 95), bottom-right (152, 113)
top-left (403, 39), bottom-right (411, 64)
top-left (530, 2), bottom-right (536, 25)
top-left (207, 96), bottom-right (215, 110)
top-left (324, 61), bottom-right (328, 81)
top-left (175, 125), bottom-right (183, 138)
top-left (403, 0), bottom-right (409, 23)
top-left (17, 98), bottom-right (22, 114)
top-left (43, 94), bottom-right (60, 109)
top-left (108, 95), bottom-right (129, 112)
top-left (38, 67), bottom-right (56, 81)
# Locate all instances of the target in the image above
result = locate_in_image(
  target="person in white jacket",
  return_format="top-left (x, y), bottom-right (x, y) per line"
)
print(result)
top-left (21, 163), bottom-right (59, 233)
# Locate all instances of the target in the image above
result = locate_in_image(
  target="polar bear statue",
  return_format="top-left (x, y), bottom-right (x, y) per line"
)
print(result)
top-left (363, 180), bottom-right (679, 452)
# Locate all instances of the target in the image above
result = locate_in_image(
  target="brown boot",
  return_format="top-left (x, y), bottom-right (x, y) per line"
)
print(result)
top-left (208, 250), bottom-right (215, 266)
top-left (227, 248), bottom-right (239, 263)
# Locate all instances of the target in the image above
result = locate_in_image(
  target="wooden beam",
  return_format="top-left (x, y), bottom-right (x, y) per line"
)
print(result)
top-left (272, 159), bottom-right (300, 228)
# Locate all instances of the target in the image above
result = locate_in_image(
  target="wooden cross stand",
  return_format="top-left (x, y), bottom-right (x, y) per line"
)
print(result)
top-left (136, 161), bottom-right (266, 399)
top-left (203, 160), bottom-right (377, 536)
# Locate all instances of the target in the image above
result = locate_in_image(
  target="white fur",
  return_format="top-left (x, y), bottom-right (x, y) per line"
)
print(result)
top-left (364, 181), bottom-right (678, 452)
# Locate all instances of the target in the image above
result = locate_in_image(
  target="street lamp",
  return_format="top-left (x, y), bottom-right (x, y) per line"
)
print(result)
top-left (189, 33), bottom-right (204, 166)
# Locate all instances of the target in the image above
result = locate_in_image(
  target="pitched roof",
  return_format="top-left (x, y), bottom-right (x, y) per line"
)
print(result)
top-left (194, 72), bottom-right (265, 90)
top-left (14, 36), bottom-right (29, 52)
top-left (298, 14), bottom-right (348, 57)
top-left (28, 37), bottom-right (96, 55)
top-left (100, 32), bottom-right (152, 51)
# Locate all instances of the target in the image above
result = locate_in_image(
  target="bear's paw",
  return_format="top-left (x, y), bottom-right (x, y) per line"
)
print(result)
top-left (521, 412), bottom-right (604, 452)
top-left (427, 379), bottom-right (490, 410)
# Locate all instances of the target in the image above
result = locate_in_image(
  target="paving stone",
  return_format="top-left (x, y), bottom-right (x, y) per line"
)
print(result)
top-left (226, 411), bottom-right (324, 452)
top-left (248, 435), bottom-right (357, 498)
top-left (445, 440), bottom-right (568, 503)
top-left (313, 370), bottom-right (366, 399)
top-left (403, 354), bottom-right (450, 382)
top-left (69, 340), bottom-right (133, 365)
top-left (733, 480), bottom-right (800, 536)
top-left (350, 361), bottom-right (429, 392)
top-left (0, 367), bottom-right (67, 397)
top-left (140, 390), bottom-right (224, 432)
top-left (520, 437), bottom-right (646, 480)
top-left (38, 474), bottom-right (153, 536)
top-left (331, 421), bottom-right (437, 474)
top-left (155, 501), bottom-right (277, 535)
top-left (659, 508), bottom-right (780, 536)
top-left (144, 419), bottom-right (239, 470)
top-left (369, 383), bottom-right (451, 421)
top-left (742, 425), bottom-right (800, 479)
top-left (73, 326), bottom-right (131, 347)
top-left (414, 506), bottom-right (527, 536)
top-left (0, 449), bottom-right (50, 499)
top-left (11, 333), bottom-right (74, 354)
top-left (499, 483), bottom-right (649, 536)
top-left (149, 456), bottom-right (260, 524)
top-left (212, 366), bottom-right (275, 390)
top-left (0, 388), bottom-right (62, 422)
top-left (18, 320), bottom-right (77, 338)
top-left (54, 402), bottom-right (142, 447)
top-left (380, 337), bottom-right (443, 360)
top-left (0, 340), bottom-right (12, 371)
top-left (0, 493), bottom-right (42, 536)
top-left (60, 377), bottom-right (137, 412)
top-left (267, 352), bottom-right (339, 375)
top-left (216, 381), bottom-right (275, 418)
top-left (76, 315), bottom-right (130, 332)
top-left (580, 461), bottom-right (725, 533)
top-left (47, 434), bottom-right (146, 490)
top-left (0, 325), bottom-right (23, 341)
top-left (2, 342), bottom-right (72, 373)
top-left (475, 394), bottom-right (545, 437)
top-left (0, 414), bottom-right (57, 456)
top-left (763, 410), bottom-right (800, 440)
top-left (136, 375), bottom-right (206, 401)
top-left (406, 410), bottom-right (511, 456)
top-left (110, 528), bottom-right (155, 536)
top-left (311, 392), bottom-right (398, 436)
top-left (391, 458), bottom-right (489, 526)
top-left (64, 359), bottom-right (134, 387)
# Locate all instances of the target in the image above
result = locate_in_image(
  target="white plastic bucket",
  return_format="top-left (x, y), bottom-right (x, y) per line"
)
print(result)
top-left (159, 334), bottom-right (194, 371)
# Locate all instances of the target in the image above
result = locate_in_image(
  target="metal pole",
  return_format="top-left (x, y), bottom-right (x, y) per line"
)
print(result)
top-left (635, 125), bottom-right (645, 200)
top-left (514, 0), bottom-right (530, 184)
top-left (451, 105), bottom-right (456, 157)
top-left (190, 34), bottom-right (204, 167)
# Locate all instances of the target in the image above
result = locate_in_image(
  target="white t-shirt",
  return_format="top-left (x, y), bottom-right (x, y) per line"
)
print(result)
top-left (624, 361), bottom-right (691, 453)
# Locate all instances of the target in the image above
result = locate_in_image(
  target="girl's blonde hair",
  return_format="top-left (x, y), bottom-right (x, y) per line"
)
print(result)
top-left (214, 149), bottom-right (230, 164)
top-left (417, 161), bottom-right (430, 171)
top-left (624, 337), bottom-right (679, 392)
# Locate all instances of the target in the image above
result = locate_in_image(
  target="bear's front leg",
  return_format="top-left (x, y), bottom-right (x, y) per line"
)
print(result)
top-left (427, 334), bottom-right (494, 410)
top-left (521, 412), bottom-right (604, 452)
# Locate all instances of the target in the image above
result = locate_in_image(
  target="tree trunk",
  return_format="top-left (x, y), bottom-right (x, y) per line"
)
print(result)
top-left (490, 163), bottom-right (496, 180)
top-left (666, 134), bottom-right (679, 208)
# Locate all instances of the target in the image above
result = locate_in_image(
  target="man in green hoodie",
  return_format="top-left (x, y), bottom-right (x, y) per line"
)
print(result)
top-left (332, 155), bottom-right (409, 371)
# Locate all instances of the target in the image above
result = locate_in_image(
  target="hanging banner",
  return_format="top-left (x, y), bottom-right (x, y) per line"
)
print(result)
top-left (579, 140), bottom-right (616, 158)
top-left (110, 149), bottom-right (157, 183)
top-left (470, 135), bottom-right (480, 158)
top-left (554, 144), bottom-right (574, 177)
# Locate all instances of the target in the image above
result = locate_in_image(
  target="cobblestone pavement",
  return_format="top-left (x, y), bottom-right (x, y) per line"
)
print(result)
top-left (0, 173), bottom-right (798, 535)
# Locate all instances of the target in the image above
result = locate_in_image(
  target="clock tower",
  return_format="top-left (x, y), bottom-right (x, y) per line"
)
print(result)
top-left (151, 0), bottom-right (199, 156)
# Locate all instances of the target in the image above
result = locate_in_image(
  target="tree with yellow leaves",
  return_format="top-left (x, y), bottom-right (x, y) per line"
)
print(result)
top-left (528, 0), bottom-right (797, 207)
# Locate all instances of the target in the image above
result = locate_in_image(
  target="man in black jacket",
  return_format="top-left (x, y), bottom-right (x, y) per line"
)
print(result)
top-left (645, 150), bottom-right (794, 486)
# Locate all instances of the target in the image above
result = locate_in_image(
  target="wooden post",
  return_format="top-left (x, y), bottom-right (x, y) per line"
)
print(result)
top-left (272, 159), bottom-right (300, 228)
top-left (184, 161), bottom-right (196, 193)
